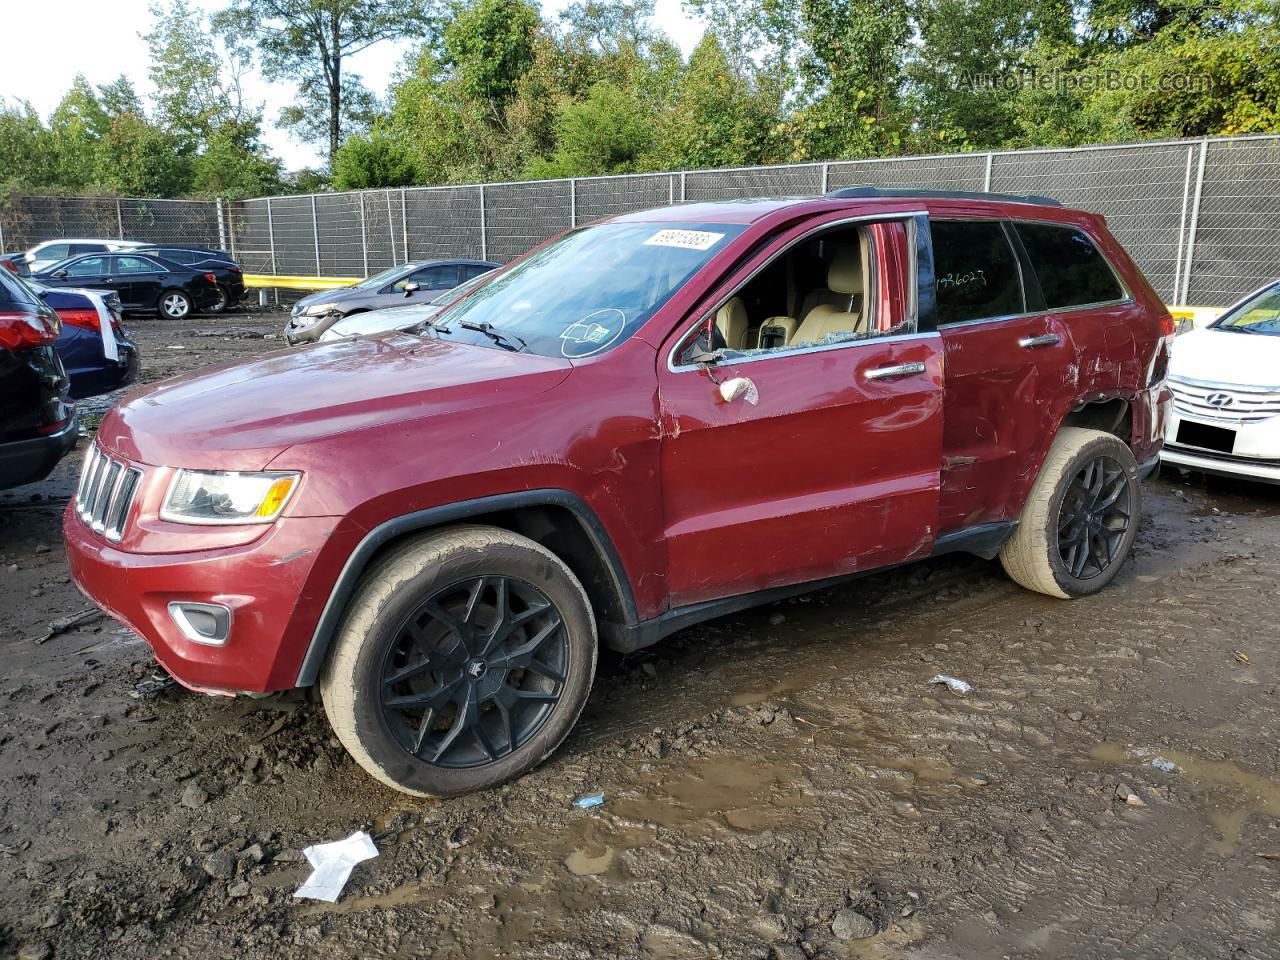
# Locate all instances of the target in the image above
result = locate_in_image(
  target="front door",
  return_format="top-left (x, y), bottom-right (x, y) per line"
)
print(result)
top-left (656, 217), bottom-right (944, 608)
top-left (51, 255), bottom-right (111, 291)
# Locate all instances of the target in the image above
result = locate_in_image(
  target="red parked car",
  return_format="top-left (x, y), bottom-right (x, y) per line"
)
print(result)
top-left (64, 189), bottom-right (1173, 796)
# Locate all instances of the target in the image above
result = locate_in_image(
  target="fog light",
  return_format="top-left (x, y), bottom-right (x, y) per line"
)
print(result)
top-left (169, 602), bottom-right (232, 647)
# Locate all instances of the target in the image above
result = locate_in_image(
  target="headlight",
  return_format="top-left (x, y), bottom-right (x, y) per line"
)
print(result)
top-left (161, 470), bottom-right (300, 525)
top-left (304, 302), bottom-right (340, 317)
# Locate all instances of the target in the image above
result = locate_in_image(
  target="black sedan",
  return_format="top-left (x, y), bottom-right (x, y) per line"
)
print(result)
top-left (134, 246), bottom-right (246, 313)
top-left (32, 252), bottom-right (220, 319)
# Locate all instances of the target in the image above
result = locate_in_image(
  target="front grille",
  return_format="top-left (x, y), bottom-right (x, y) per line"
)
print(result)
top-left (1169, 376), bottom-right (1280, 424)
top-left (76, 445), bottom-right (143, 542)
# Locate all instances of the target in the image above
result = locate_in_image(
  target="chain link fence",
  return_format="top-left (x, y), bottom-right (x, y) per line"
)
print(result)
top-left (5, 134), bottom-right (1279, 306)
top-left (0, 195), bottom-right (226, 253)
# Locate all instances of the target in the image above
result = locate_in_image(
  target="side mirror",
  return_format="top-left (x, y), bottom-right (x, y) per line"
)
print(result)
top-left (719, 376), bottom-right (758, 404)
top-left (53, 270), bottom-right (68, 279)
top-left (402, 282), bottom-right (420, 297)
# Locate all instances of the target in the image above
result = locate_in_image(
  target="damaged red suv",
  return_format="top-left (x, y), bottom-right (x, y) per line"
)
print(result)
top-left (65, 188), bottom-right (1173, 796)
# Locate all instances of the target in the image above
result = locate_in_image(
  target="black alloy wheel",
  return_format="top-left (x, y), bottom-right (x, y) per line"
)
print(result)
top-left (1056, 454), bottom-right (1131, 580)
top-left (378, 575), bottom-right (569, 769)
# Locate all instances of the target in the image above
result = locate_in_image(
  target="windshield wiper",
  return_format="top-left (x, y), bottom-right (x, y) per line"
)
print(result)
top-left (457, 320), bottom-right (528, 352)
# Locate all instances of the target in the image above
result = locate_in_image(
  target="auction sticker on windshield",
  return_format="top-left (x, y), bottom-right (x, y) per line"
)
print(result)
top-left (644, 229), bottom-right (725, 251)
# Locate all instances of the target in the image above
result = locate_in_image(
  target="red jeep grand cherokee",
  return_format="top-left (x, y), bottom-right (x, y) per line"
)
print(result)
top-left (65, 188), bottom-right (1173, 796)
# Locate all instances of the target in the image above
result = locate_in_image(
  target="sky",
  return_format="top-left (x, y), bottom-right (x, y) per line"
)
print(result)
top-left (0, 0), bottom-right (705, 171)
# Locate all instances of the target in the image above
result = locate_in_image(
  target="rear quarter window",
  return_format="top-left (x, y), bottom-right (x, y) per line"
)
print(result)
top-left (1015, 222), bottom-right (1125, 309)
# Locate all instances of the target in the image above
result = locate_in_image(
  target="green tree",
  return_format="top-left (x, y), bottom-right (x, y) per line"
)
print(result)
top-left (145, 0), bottom-right (253, 145)
top-left (910, 0), bottom-right (1074, 150)
top-left (332, 129), bottom-right (420, 188)
top-left (784, 0), bottom-right (915, 159)
top-left (215, 0), bottom-right (436, 168)
top-left (444, 0), bottom-right (540, 110)
top-left (528, 81), bottom-right (656, 176)
top-left (0, 103), bottom-right (57, 191)
top-left (191, 121), bottom-right (285, 196)
top-left (657, 32), bottom-right (781, 169)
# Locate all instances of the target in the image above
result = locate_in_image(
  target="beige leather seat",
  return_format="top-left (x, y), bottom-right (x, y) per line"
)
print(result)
top-left (793, 245), bottom-right (866, 345)
top-left (715, 297), bottom-right (750, 350)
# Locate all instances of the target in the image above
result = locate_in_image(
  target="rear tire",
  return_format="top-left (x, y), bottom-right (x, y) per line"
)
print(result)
top-left (1000, 427), bottom-right (1141, 598)
top-left (206, 285), bottom-right (229, 314)
top-left (320, 526), bottom-right (598, 797)
top-left (158, 290), bottom-right (191, 319)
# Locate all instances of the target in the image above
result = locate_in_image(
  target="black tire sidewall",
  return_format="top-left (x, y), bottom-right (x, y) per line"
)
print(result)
top-left (207, 286), bottom-right (228, 313)
top-left (1044, 436), bottom-right (1141, 597)
top-left (344, 540), bottom-right (595, 796)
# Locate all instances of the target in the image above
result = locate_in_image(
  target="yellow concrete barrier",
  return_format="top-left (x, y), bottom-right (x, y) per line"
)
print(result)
top-left (1168, 305), bottom-right (1224, 328)
top-left (243, 274), bottom-right (362, 291)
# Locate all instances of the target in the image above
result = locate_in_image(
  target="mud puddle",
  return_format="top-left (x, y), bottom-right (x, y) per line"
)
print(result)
top-left (1091, 741), bottom-right (1280, 854)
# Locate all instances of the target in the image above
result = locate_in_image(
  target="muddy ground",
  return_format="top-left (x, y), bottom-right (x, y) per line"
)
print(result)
top-left (2, 310), bottom-right (1279, 960)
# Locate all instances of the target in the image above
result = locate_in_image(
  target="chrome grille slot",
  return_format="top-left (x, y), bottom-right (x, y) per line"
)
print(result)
top-left (92, 462), bottom-right (122, 531)
top-left (75, 446), bottom-right (143, 543)
top-left (1169, 376), bottom-right (1280, 424)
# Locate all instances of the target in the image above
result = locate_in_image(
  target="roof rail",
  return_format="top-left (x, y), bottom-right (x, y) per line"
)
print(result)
top-left (825, 185), bottom-right (1062, 207)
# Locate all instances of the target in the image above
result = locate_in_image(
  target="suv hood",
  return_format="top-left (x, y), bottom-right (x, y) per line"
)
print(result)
top-left (1169, 326), bottom-right (1280, 386)
top-left (97, 333), bottom-right (572, 470)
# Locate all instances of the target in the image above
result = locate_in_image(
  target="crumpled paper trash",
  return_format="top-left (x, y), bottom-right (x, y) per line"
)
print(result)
top-left (292, 831), bottom-right (379, 902)
top-left (930, 674), bottom-right (974, 696)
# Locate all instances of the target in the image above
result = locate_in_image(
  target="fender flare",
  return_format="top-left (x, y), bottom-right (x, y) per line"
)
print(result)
top-left (294, 489), bottom-right (637, 686)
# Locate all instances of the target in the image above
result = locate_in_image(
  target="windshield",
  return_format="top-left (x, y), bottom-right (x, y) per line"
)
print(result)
top-left (352, 265), bottom-right (408, 290)
top-left (1214, 285), bottom-right (1280, 336)
top-left (430, 222), bottom-right (745, 358)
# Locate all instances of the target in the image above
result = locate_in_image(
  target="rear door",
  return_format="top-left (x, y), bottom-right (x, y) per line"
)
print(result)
top-left (656, 214), bottom-right (943, 608)
top-left (112, 256), bottom-right (168, 310)
top-left (927, 217), bottom-right (1076, 532)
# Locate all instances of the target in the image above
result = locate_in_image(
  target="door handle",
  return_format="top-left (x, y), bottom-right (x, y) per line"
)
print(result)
top-left (864, 361), bottom-right (927, 381)
top-left (1019, 333), bottom-right (1062, 349)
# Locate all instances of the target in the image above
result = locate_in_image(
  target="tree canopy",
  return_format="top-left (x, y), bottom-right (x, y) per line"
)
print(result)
top-left (1, 0), bottom-right (1277, 200)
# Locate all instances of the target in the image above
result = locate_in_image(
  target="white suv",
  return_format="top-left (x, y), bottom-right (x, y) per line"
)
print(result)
top-left (25, 239), bottom-right (147, 273)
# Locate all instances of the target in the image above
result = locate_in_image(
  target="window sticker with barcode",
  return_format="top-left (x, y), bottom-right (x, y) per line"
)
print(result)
top-left (644, 229), bottom-right (725, 251)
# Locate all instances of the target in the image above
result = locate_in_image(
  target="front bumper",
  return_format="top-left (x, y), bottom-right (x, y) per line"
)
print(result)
top-left (64, 506), bottom-right (341, 693)
top-left (0, 416), bottom-right (79, 490)
top-left (1162, 409), bottom-right (1280, 484)
top-left (285, 311), bottom-right (342, 345)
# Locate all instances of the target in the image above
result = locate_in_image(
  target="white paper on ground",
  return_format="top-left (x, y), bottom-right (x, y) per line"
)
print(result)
top-left (292, 830), bottom-right (379, 902)
top-left (930, 674), bottom-right (974, 695)
top-left (80, 291), bottom-right (119, 362)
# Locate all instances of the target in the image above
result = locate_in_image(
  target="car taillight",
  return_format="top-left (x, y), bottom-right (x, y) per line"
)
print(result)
top-left (204, 273), bottom-right (218, 283)
top-left (0, 309), bottom-right (59, 350)
top-left (58, 307), bottom-right (102, 333)
top-left (1157, 312), bottom-right (1176, 338)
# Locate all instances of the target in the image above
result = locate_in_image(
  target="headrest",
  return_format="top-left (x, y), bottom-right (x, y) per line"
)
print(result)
top-left (827, 244), bottom-right (863, 296)
top-left (716, 297), bottom-right (747, 328)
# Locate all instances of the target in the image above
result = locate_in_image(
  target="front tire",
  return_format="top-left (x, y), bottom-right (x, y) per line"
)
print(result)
top-left (320, 526), bottom-right (598, 797)
top-left (158, 290), bottom-right (192, 319)
top-left (1000, 427), bottom-right (1141, 598)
